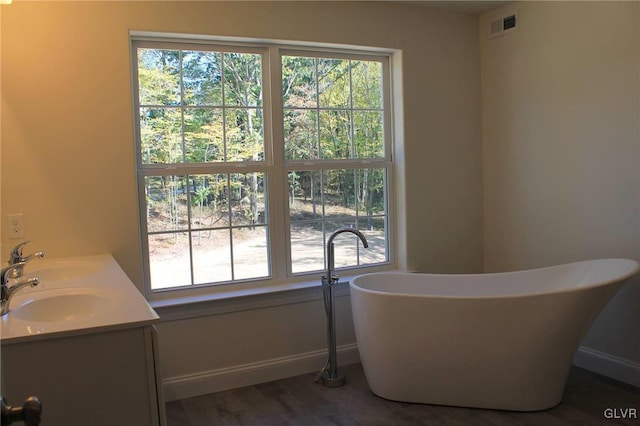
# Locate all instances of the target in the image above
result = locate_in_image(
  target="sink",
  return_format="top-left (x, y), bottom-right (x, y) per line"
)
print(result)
top-left (12, 289), bottom-right (113, 323)
top-left (1, 254), bottom-right (158, 343)
top-left (33, 260), bottom-right (104, 282)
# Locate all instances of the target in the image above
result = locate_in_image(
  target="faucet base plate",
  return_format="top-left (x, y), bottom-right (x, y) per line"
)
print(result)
top-left (321, 373), bottom-right (346, 388)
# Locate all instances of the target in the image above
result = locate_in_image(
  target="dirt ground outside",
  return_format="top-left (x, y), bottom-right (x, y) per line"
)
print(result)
top-left (146, 197), bottom-right (387, 289)
top-left (148, 225), bottom-right (386, 290)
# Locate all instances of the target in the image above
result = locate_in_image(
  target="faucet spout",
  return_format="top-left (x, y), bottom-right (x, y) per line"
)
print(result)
top-left (8, 241), bottom-right (45, 279)
top-left (1, 263), bottom-right (39, 315)
top-left (325, 227), bottom-right (369, 285)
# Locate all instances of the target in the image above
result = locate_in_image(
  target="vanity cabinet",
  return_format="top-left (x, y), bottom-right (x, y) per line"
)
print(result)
top-left (0, 254), bottom-right (164, 425)
top-left (1, 325), bottom-right (165, 426)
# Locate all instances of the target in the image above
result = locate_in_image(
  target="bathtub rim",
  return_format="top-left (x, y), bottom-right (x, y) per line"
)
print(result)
top-left (349, 258), bottom-right (639, 300)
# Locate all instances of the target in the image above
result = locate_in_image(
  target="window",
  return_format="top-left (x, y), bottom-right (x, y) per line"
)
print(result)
top-left (132, 37), bottom-right (393, 295)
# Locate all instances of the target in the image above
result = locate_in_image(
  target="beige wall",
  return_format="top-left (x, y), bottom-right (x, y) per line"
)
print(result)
top-left (481, 1), bottom-right (640, 378)
top-left (1, 1), bottom-right (482, 396)
top-left (1, 1), bottom-right (482, 277)
top-left (0, 4), bottom-right (3, 247)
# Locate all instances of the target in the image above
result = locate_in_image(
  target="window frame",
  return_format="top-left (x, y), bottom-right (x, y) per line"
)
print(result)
top-left (131, 34), bottom-right (396, 301)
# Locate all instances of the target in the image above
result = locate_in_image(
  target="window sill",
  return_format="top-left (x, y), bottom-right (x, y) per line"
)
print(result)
top-left (149, 273), bottom-right (383, 322)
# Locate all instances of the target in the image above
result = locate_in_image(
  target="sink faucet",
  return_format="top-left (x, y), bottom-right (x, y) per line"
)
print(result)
top-left (1, 262), bottom-right (39, 316)
top-left (318, 227), bottom-right (368, 388)
top-left (8, 241), bottom-right (45, 279)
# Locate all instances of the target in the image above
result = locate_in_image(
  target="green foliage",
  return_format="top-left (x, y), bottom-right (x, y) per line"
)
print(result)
top-left (138, 48), bottom-right (386, 231)
top-left (282, 55), bottom-right (386, 215)
top-left (137, 48), bottom-right (263, 166)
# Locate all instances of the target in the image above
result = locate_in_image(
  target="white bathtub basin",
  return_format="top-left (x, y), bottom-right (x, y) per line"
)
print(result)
top-left (1, 254), bottom-right (158, 343)
top-left (350, 259), bottom-right (639, 411)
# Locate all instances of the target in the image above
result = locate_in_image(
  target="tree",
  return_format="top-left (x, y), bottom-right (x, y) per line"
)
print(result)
top-left (282, 55), bottom-right (385, 216)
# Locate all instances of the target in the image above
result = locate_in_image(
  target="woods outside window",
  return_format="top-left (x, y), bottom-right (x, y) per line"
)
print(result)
top-left (132, 37), bottom-right (394, 295)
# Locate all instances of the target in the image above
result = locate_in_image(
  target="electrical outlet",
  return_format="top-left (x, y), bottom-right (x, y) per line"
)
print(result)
top-left (7, 214), bottom-right (25, 239)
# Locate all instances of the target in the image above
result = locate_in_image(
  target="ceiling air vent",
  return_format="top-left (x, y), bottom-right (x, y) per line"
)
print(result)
top-left (489, 11), bottom-right (518, 38)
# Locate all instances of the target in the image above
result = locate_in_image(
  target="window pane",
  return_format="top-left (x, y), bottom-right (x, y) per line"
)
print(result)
top-left (137, 48), bottom-right (265, 166)
top-left (183, 50), bottom-right (222, 106)
top-left (189, 174), bottom-right (229, 229)
top-left (184, 108), bottom-right (224, 162)
top-left (230, 173), bottom-right (266, 226)
top-left (319, 110), bottom-right (351, 160)
top-left (192, 229), bottom-right (232, 284)
top-left (353, 110), bottom-right (384, 159)
top-left (148, 232), bottom-right (191, 289)
top-left (140, 107), bottom-right (183, 164)
top-left (283, 56), bottom-right (385, 162)
top-left (318, 58), bottom-right (350, 108)
top-left (137, 48), bottom-right (181, 106)
top-left (359, 217), bottom-right (388, 265)
top-left (233, 227), bottom-right (269, 280)
top-left (145, 175), bottom-right (189, 232)
top-left (351, 60), bottom-right (383, 109)
top-left (225, 108), bottom-right (264, 162)
top-left (290, 222), bottom-right (324, 274)
top-left (324, 169), bottom-right (356, 214)
top-left (282, 56), bottom-right (317, 108)
top-left (284, 109), bottom-right (318, 161)
top-left (356, 168), bottom-right (386, 216)
top-left (289, 170), bottom-right (324, 274)
top-left (223, 52), bottom-right (262, 107)
top-left (289, 168), bottom-right (388, 274)
top-left (289, 170), bottom-right (322, 221)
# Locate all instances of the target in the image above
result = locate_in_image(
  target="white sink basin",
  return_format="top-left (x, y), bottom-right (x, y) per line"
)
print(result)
top-left (12, 289), bottom-right (113, 323)
top-left (1, 254), bottom-right (159, 343)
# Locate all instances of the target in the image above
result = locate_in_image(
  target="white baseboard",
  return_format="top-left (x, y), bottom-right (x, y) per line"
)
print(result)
top-left (573, 345), bottom-right (640, 387)
top-left (164, 343), bottom-right (638, 402)
top-left (163, 343), bottom-right (361, 402)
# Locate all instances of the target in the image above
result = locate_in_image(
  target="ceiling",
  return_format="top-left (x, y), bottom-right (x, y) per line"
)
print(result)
top-left (9, 0), bottom-right (511, 15)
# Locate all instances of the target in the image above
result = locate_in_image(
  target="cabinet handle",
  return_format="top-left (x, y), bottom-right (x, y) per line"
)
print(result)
top-left (1, 396), bottom-right (42, 426)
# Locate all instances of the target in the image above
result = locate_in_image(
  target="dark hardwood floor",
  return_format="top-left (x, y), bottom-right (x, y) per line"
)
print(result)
top-left (165, 363), bottom-right (639, 425)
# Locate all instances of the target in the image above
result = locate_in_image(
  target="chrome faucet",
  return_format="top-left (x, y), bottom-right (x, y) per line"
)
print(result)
top-left (324, 228), bottom-right (369, 286)
top-left (318, 227), bottom-right (368, 387)
top-left (1, 262), bottom-right (39, 316)
top-left (8, 241), bottom-right (45, 279)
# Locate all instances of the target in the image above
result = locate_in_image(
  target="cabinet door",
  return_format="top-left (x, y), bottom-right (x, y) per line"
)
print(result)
top-left (1, 327), bottom-right (159, 426)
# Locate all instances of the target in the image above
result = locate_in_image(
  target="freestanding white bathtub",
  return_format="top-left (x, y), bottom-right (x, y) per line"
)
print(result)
top-left (350, 259), bottom-right (639, 411)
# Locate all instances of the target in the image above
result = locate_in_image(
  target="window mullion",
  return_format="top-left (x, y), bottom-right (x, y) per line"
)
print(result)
top-left (266, 46), bottom-right (289, 280)
top-left (382, 56), bottom-right (393, 161)
top-left (221, 54), bottom-right (228, 162)
top-left (179, 50), bottom-right (187, 164)
top-left (349, 60), bottom-right (355, 159)
top-left (314, 57), bottom-right (321, 160)
top-left (226, 174), bottom-right (235, 281)
top-left (178, 52), bottom-right (196, 286)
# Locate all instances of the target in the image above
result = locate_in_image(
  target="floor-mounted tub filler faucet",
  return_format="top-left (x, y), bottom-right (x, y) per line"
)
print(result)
top-left (316, 227), bottom-right (368, 387)
top-left (1, 262), bottom-right (39, 316)
top-left (8, 241), bottom-right (45, 279)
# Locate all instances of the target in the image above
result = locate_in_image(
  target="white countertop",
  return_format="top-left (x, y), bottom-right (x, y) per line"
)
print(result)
top-left (1, 254), bottom-right (159, 344)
